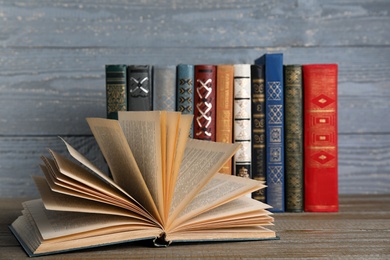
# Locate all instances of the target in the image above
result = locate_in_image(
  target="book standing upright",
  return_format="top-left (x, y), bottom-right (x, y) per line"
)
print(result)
top-left (176, 64), bottom-right (195, 138)
top-left (105, 65), bottom-right (127, 120)
top-left (233, 64), bottom-right (252, 179)
top-left (153, 65), bottom-right (176, 111)
top-left (284, 65), bottom-right (304, 212)
top-left (303, 64), bottom-right (338, 212)
top-left (255, 53), bottom-right (285, 212)
top-left (127, 65), bottom-right (153, 111)
top-left (193, 65), bottom-right (217, 141)
top-left (216, 64), bottom-right (234, 175)
top-left (250, 64), bottom-right (266, 202)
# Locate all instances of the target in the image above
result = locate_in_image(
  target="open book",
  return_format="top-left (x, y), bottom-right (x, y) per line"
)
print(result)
top-left (9, 111), bottom-right (277, 257)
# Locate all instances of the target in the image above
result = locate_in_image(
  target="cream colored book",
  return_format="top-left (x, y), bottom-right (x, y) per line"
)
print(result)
top-left (9, 111), bottom-right (277, 257)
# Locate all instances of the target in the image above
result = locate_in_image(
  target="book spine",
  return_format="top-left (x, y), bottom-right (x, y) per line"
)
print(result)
top-left (176, 64), bottom-right (195, 138)
top-left (153, 65), bottom-right (176, 111)
top-left (233, 64), bottom-right (252, 179)
top-left (216, 65), bottom-right (234, 175)
top-left (303, 64), bottom-right (338, 212)
top-left (250, 64), bottom-right (266, 202)
top-left (284, 65), bottom-right (304, 212)
top-left (127, 65), bottom-right (153, 111)
top-left (255, 53), bottom-right (285, 212)
top-left (193, 65), bottom-right (217, 141)
top-left (106, 65), bottom-right (127, 120)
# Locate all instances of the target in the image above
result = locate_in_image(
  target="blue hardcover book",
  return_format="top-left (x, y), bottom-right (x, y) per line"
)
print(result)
top-left (176, 64), bottom-right (195, 138)
top-left (255, 53), bottom-right (285, 212)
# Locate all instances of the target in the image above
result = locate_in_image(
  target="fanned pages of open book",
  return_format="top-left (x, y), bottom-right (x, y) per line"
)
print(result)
top-left (9, 111), bottom-right (277, 257)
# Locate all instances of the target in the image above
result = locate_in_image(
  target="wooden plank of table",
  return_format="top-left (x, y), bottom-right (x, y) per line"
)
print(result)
top-left (1, 195), bottom-right (389, 259)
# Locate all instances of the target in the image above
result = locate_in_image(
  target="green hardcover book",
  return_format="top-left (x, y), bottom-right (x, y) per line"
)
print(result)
top-left (251, 64), bottom-right (266, 202)
top-left (284, 65), bottom-right (304, 212)
top-left (106, 65), bottom-right (127, 120)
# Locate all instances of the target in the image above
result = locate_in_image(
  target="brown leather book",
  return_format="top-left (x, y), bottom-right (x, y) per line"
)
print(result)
top-left (216, 65), bottom-right (234, 174)
top-left (193, 65), bottom-right (217, 141)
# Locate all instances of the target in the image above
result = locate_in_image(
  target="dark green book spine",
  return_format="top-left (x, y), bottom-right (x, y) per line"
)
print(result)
top-left (284, 65), bottom-right (304, 212)
top-left (106, 65), bottom-right (127, 120)
top-left (251, 64), bottom-right (266, 202)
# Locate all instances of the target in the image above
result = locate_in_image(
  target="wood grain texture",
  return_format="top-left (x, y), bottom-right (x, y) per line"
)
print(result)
top-left (1, 195), bottom-right (389, 259)
top-left (0, 0), bottom-right (389, 197)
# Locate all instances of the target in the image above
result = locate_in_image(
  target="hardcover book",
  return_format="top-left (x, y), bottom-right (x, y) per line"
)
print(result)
top-left (255, 53), bottom-right (285, 212)
top-left (216, 64), bottom-right (234, 175)
top-left (127, 65), bottom-right (153, 111)
top-left (233, 64), bottom-right (252, 179)
top-left (9, 111), bottom-right (276, 257)
top-left (153, 65), bottom-right (176, 111)
top-left (303, 64), bottom-right (338, 212)
top-left (250, 64), bottom-right (266, 202)
top-left (106, 64), bottom-right (127, 120)
top-left (176, 64), bottom-right (195, 138)
top-left (284, 65), bottom-right (304, 212)
top-left (193, 65), bottom-right (217, 141)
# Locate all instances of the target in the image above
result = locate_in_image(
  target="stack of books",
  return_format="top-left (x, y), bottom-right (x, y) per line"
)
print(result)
top-left (106, 54), bottom-right (338, 214)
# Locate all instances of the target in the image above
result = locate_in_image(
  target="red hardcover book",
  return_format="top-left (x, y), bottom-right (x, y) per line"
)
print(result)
top-left (303, 64), bottom-right (338, 212)
top-left (194, 65), bottom-right (217, 141)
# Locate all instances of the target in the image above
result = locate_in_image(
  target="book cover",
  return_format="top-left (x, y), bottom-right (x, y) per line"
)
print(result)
top-left (106, 64), bottom-right (127, 120)
top-left (127, 65), bottom-right (153, 111)
top-left (9, 111), bottom-right (276, 257)
top-left (193, 65), bottom-right (217, 141)
top-left (153, 65), bottom-right (176, 111)
top-left (284, 65), bottom-right (304, 212)
top-left (255, 53), bottom-right (285, 212)
top-left (303, 64), bottom-right (338, 212)
top-left (216, 64), bottom-right (234, 175)
top-left (233, 64), bottom-right (252, 179)
top-left (250, 64), bottom-right (266, 202)
top-left (176, 64), bottom-right (194, 138)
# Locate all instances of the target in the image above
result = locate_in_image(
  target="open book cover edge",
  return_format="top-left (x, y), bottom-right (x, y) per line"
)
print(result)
top-left (8, 224), bottom-right (157, 258)
top-left (9, 224), bottom-right (279, 257)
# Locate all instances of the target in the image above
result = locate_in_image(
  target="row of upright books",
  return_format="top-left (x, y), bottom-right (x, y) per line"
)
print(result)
top-left (105, 53), bottom-right (338, 213)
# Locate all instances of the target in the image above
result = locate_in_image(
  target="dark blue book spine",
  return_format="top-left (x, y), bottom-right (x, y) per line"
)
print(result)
top-left (176, 64), bottom-right (195, 138)
top-left (255, 53), bottom-right (285, 212)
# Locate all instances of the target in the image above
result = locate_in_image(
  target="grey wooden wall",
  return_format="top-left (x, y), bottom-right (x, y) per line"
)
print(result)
top-left (1, 0), bottom-right (389, 197)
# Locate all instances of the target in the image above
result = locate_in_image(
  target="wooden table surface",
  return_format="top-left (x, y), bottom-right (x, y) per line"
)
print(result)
top-left (1, 194), bottom-right (389, 259)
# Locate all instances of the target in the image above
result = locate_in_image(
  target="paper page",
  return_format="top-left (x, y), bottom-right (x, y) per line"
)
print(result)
top-left (168, 139), bottom-right (241, 223)
top-left (60, 137), bottom-right (132, 195)
top-left (44, 152), bottom-right (139, 211)
top-left (40, 162), bottom-right (140, 212)
top-left (32, 176), bottom-right (155, 221)
top-left (12, 204), bottom-right (162, 255)
top-left (169, 173), bottom-right (266, 229)
top-left (167, 114), bottom-right (193, 209)
top-left (23, 199), bottom-right (155, 240)
top-left (172, 197), bottom-right (272, 232)
top-left (166, 226), bottom-right (276, 242)
top-left (118, 111), bottom-right (164, 218)
top-left (163, 112), bottom-right (181, 208)
top-left (86, 117), bottom-right (160, 223)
